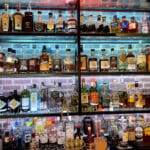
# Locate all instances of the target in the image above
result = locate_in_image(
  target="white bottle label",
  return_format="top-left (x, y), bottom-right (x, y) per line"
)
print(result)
top-left (30, 92), bottom-right (38, 112)
top-left (21, 97), bottom-right (30, 109)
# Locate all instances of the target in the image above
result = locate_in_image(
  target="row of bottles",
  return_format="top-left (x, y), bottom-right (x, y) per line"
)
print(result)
top-left (0, 3), bottom-right (77, 33)
top-left (0, 45), bottom-right (75, 73)
top-left (0, 114), bottom-right (150, 150)
top-left (0, 80), bottom-right (78, 114)
top-left (81, 78), bottom-right (150, 112)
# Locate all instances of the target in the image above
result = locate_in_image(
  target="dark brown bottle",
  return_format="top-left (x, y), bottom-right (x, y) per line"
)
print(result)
top-left (28, 58), bottom-right (39, 73)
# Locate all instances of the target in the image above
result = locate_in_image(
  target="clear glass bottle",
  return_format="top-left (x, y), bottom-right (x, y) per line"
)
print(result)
top-left (20, 85), bottom-right (30, 112)
top-left (13, 2), bottom-right (24, 32)
top-left (30, 84), bottom-right (40, 112)
top-left (63, 49), bottom-right (75, 72)
top-left (141, 12), bottom-right (149, 34)
top-left (126, 44), bottom-right (136, 72)
top-left (34, 11), bottom-right (45, 32)
top-left (99, 49), bottom-right (109, 72)
top-left (12, 49), bottom-right (19, 73)
top-left (109, 48), bottom-right (118, 72)
top-left (46, 12), bottom-right (55, 32)
top-left (120, 16), bottom-right (129, 33)
top-left (110, 15), bottom-right (120, 33)
top-left (55, 11), bottom-right (64, 33)
top-left (88, 49), bottom-right (98, 72)
top-left (53, 45), bottom-right (62, 72)
top-left (19, 50), bottom-right (28, 73)
top-left (128, 16), bottom-right (138, 33)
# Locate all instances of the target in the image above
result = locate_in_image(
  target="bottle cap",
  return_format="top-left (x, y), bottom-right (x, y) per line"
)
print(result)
top-left (111, 48), bottom-right (114, 51)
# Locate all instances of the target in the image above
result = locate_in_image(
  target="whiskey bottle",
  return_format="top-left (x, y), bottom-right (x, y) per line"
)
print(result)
top-left (20, 85), bottom-right (30, 112)
top-left (128, 17), bottom-right (138, 33)
top-left (13, 2), bottom-right (24, 32)
top-left (80, 14), bottom-right (88, 32)
top-left (55, 11), bottom-right (64, 33)
top-left (46, 12), bottom-right (55, 32)
top-left (67, 11), bottom-right (77, 33)
top-left (137, 41), bottom-right (146, 72)
top-left (0, 91), bottom-right (7, 113)
top-left (53, 45), bottom-right (62, 72)
top-left (120, 16), bottom-right (129, 33)
top-left (110, 15), bottom-right (120, 33)
top-left (34, 11), bottom-right (45, 32)
top-left (39, 45), bottom-right (49, 73)
top-left (63, 49), bottom-right (75, 72)
top-left (118, 46), bottom-right (127, 72)
top-left (99, 49), bottom-right (109, 72)
top-left (109, 48), bottom-right (118, 72)
top-left (88, 49), bottom-right (98, 72)
top-left (0, 52), bottom-right (6, 73)
top-left (126, 44), bottom-right (136, 72)
top-left (89, 78), bottom-right (99, 106)
top-left (1, 3), bottom-right (11, 32)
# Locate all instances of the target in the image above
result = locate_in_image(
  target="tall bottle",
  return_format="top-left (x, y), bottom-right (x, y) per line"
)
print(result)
top-left (12, 49), bottom-right (19, 73)
top-left (34, 11), bottom-right (45, 32)
top-left (30, 84), bottom-right (40, 112)
top-left (126, 44), bottom-right (136, 72)
top-left (13, 2), bottom-right (24, 32)
top-left (0, 91), bottom-right (7, 113)
top-left (39, 45), bottom-right (49, 73)
top-left (55, 11), bottom-right (64, 33)
top-left (53, 45), bottom-right (62, 72)
top-left (110, 15), bottom-right (120, 33)
top-left (1, 3), bottom-right (11, 32)
top-left (86, 14), bottom-right (96, 33)
top-left (20, 85), bottom-right (30, 112)
top-left (46, 12), bottom-right (55, 32)
top-left (141, 12), bottom-right (149, 34)
top-left (88, 49), bottom-right (98, 72)
top-left (128, 16), bottom-right (138, 33)
top-left (0, 52), bottom-right (6, 73)
top-left (120, 16), bottom-right (129, 33)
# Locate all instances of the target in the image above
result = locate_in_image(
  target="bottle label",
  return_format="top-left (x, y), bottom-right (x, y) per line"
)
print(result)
top-left (127, 57), bottom-right (136, 70)
top-left (21, 97), bottom-right (30, 109)
top-left (53, 59), bottom-right (61, 71)
top-left (137, 55), bottom-right (146, 71)
top-left (47, 24), bottom-right (54, 31)
top-left (142, 23), bottom-right (149, 33)
top-left (34, 23), bottom-right (44, 32)
top-left (128, 95), bottom-right (135, 103)
top-left (40, 133), bottom-right (48, 144)
top-left (122, 131), bottom-right (128, 142)
top-left (23, 129), bottom-right (32, 143)
top-left (40, 58), bottom-right (49, 71)
top-left (119, 59), bottom-right (126, 70)
top-left (111, 22), bottom-right (119, 33)
top-left (2, 14), bottom-right (9, 31)
top-left (56, 21), bottom-right (63, 31)
top-left (89, 60), bottom-right (97, 71)
top-left (20, 59), bottom-right (28, 71)
top-left (68, 20), bottom-right (76, 29)
top-left (135, 126), bottom-right (143, 139)
top-left (30, 92), bottom-right (38, 112)
top-left (121, 21), bottom-right (128, 30)
top-left (102, 97), bottom-right (110, 108)
top-left (148, 56), bottom-right (150, 72)
top-left (9, 98), bottom-right (20, 110)
top-left (49, 129), bottom-right (57, 143)
top-left (14, 15), bottom-right (22, 30)
top-left (100, 60), bottom-right (109, 69)
top-left (66, 123), bottom-right (74, 140)
top-left (89, 92), bottom-right (98, 105)
top-left (0, 99), bottom-right (6, 109)
top-left (110, 57), bottom-right (117, 70)
top-left (80, 56), bottom-right (87, 71)
top-left (144, 127), bottom-right (150, 136)
top-left (81, 93), bottom-right (88, 104)
top-left (128, 130), bottom-right (135, 141)
top-left (129, 22), bottom-right (136, 30)
top-left (57, 130), bottom-right (65, 145)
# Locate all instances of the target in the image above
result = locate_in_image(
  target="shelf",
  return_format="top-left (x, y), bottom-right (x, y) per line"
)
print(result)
top-left (0, 72), bottom-right (78, 78)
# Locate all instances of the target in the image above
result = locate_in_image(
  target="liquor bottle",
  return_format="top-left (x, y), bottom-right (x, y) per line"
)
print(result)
top-left (120, 16), bottom-right (129, 33)
top-left (34, 11), bottom-right (45, 32)
top-left (110, 15), bottom-right (120, 33)
top-left (0, 91), bottom-right (7, 113)
top-left (55, 11), bottom-right (64, 33)
top-left (30, 84), bottom-right (40, 112)
top-left (126, 44), bottom-right (136, 72)
top-left (101, 82), bottom-right (110, 108)
top-left (127, 124), bottom-right (136, 146)
top-left (80, 45), bottom-right (88, 72)
top-left (141, 12), bottom-right (149, 34)
top-left (1, 3), bottom-right (11, 32)
top-left (23, 2), bottom-right (33, 32)
top-left (19, 50), bottom-right (28, 73)
top-left (127, 82), bottom-right (135, 108)
top-left (118, 46), bottom-right (127, 72)
top-left (88, 49), bottom-right (98, 72)
top-left (89, 78), bottom-right (99, 106)
top-left (12, 49), bottom-right (19, 73)
top-left (99, 49), bottom-right (109, 72)
top-left (137, 41), bottom-right (146, 72)
top-left (146, 47), bottom-right (150, 72)
top-left (63, 49), bottom-right (75, 72)
top-left (39, 129), bottom-right (48, 149)
top-left (20, 85), bottom-right (30, 112)
top-left (128, 17), bottom-right (138, 33)
top-left (96, 15), bottom-right (103, 33)
top-left (67, 11), bottom-right (77, 33)
top-left (81, 78), bottom-right (89, 105)
top-left (46, 12), bottom-right (55, 32)
top-left (53, 45), bottom-right (62, 72)
top-left (80, 14), bottom-right (88, 32)
top-left (39, 45), bottom-right (49, 73)
top-left (101, 16), bottom-right (110, 33)
top-left (0, 52), bottom-right (6, 73)
top-left (109, 48), bottom-right (118, 72)
top-left (47, 48), bottom-right (53, 72)
top-left (112, 91), bottom-right (120, 109)
top-left (8, 90), bottom-right (21, 113)
top-left (3, 131), bottom-right (12, 150)
top-left (13, 2), bottom-right (24, 32)
top-left (87, 14), bottom-right (96, 33)
top-left (40, 82), bottom-right (48, 111)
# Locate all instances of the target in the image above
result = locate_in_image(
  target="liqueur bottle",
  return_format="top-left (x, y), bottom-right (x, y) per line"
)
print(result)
top-left (34, 11), bottom-right (45, 32)
top-left (110, 15), bottom-right (120, 33)
top-left (46, 12), bottom-right (55, 32)
top-left (0, 52), bottom-right (6, 73)
top-left (39, 45), bottom-right (49, 73)
top-left (1, 3), bottom-right (11, 32)
top-left (8, 90), bottom-right (21, 113)
top-left (99, 49), bottom-right (109, 72)
top-left (88, 49), bottom-right (98, 72)
top-left (89, 78), bottom-right (99, 106)
top-left (0, 91), bottom-right (7, 113)
top-left (120, 16), bottom-right (129, 33)
top-left (141, 12), bottom-right (149, 34)
top-left (53, 45), bottom-right (62, 72)
top-left (30, 84), bottom-right (40, 112)
top-left (20, 85), bottom-right (30, 112)
top-left (137, 41), bottom-right (146, 72)
top-left (109, 48), bottom-right (118, 72)
top-left (128, 17), bottom-right (138, 33)
top-left (55, 11), bottom-right (64, 33)
top-left (13, 2), bottom-right (24, 32)
top-left (126, 44), bottom-right (136, 72)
